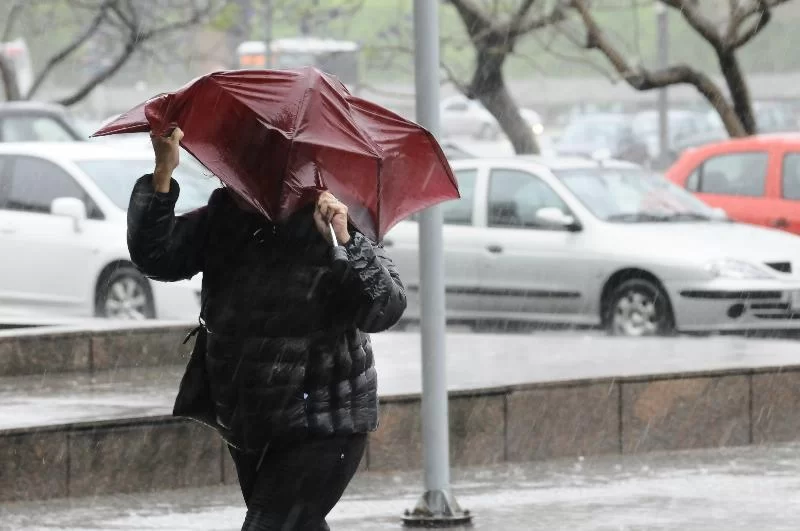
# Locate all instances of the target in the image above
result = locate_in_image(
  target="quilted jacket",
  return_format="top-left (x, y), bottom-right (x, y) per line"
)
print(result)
top-left (127, 176), bottom-right (406, 452)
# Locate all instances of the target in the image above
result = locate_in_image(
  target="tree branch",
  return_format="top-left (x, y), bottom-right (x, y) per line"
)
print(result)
top-left (510, 2), bottom-right (568, 37)
top-left (1, 0), bottom-right (25, 42)
top-left (55, 0), bottom-right (216, 106)
top-left (25, 0), bottom-right (116, 99)
top-left (536, 21), bottom-right (617, 82)
top-left (440, 60), bottom-right (469, 94)
top-left (727, 0), bottom-right (790, 48)
top-left (447, 0), bottom-right (492, 39)
top-left (0, 54), bottom-right (21, 100)
top-left (571, 0), bottom-right (746, 136)
top-left (57, 34), bottom-right (137, 106)
top-left (660, 0), bottom-right (725, 51)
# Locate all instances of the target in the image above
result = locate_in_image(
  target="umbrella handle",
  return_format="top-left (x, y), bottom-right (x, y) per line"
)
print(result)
top-left (328, 222), bottom-right (339, 247)
top-left (328, 222), bottom-right (350, 280)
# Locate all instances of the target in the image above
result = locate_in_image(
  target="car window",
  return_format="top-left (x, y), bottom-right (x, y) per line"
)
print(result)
top-left (686, 167), bottom-right (700, 191)
top-left (782, 153), bottom-right (800, 200)
top-left (441, 169), bottom-right (477, 225)
top-left (75, 158), bottom-right (218, 214)
top-left (1, 156), bottom-right (99, 217)
top-left (1, 116), bottom-right (77, 142)
top-left (488, 169), bottom-right (567, 229)
top-left (556, 168), bottom-right (714, 221)
top-left (697, 152), bottom-right (767, 197)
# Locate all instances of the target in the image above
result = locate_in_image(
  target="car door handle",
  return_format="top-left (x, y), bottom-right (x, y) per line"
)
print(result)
top-left (486, 244), bottom-right (503, 254)
top-left (772, 217), bottom-right (789, 229)
top-left (383, 238), bottom-right (394, 248)
top-left (0, 224), bottom-right (15, 235)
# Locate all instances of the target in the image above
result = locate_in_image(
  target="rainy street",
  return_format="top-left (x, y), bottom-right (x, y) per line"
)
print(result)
top-left (3, 444), bottom-right (800, 530)
top-left (4, 0), bottom-right (800, 530)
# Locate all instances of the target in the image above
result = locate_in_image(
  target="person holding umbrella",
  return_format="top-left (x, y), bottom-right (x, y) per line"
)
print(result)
top-left (105, 67), bottom-right (457, 530)
top-left (127, 126), bottom-right (407, 530)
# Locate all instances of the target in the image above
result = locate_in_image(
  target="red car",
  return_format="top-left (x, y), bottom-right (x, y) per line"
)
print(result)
top-left (665, 134), bottom-right (800, 235)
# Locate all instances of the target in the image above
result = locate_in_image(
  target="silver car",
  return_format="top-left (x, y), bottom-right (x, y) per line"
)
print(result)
top-left (386, 157), bottom-right (800, 336)
top-left (440, 95), bottom-right (544, 140)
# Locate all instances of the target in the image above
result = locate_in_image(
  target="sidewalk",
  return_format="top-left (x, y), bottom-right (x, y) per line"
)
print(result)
top-left (2, 443), bottom-right (799, 530)
top-left (4, 333), bottom-right (800, 431)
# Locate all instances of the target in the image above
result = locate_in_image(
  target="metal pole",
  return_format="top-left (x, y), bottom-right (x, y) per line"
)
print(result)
top-left (264, 0), bottom-right (273, 69)
top-left (656, 4), bottom-right (669, 165)
top-left (404, 0), bottom-right (470, 527)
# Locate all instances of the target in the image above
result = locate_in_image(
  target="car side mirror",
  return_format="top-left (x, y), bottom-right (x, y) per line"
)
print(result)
top-left (51, 197), bottom-right (87, 232)
top-left (535, 207), bottom-right (581, 231)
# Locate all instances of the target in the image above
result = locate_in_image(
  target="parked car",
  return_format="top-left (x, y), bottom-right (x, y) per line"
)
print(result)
top-left (753, 102), bottom-right (798, 133)
top-left (440, 94), bottom-right (544, 140)
top-left (441, 136), bottom-right (556, 160)
top-left (631, 109), bottom-right (717, 162)
top-left (665, 134), bottom-right (800, 235)
top-left (0, 142), bottom-right (216, 320)
top-left (386, 156), bottom-right (800, 336)
top-left (702, 102), bottom-right (798, 136)
top-left (0, 102), bottom-right (85, 142)
top-left (666, 129), bottom-right (728, 165)
top-left (555, 113), bottom-right (649, 165)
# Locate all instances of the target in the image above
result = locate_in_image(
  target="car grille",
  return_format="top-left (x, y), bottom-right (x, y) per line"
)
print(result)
top-left (765, 261), bottom-right (792, 274)
top-left (681, 289), bottom-right (800, 319)
top-left (751, 299), bottom-right (800, 320)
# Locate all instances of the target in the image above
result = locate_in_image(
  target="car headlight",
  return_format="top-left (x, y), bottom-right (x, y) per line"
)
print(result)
top-left (705, 259), bottom-right (773, 279)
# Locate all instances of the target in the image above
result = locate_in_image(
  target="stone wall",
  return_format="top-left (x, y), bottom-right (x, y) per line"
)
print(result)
top-left (2, 367), bottom-right (798, 502)
top-left (0, 324), bottom-right (192, 377)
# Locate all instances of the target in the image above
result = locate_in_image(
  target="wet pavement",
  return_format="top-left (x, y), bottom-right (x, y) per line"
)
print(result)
top-left (2, 443), bottom-right (799, 530)
top-left (3, 333), bottom-right (800, 431)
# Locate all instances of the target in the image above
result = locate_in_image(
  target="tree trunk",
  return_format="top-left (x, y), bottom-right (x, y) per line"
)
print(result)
top-left (0, 54), bottom-right (21, 101)
top-left (717, 51), bottom-right (756, 135)
top-left (477, 81), bottom-right (539, 154)
top-left (470, 52), bottom-right (539, 154)
top-left (713, 100), bottom-right (748, 138)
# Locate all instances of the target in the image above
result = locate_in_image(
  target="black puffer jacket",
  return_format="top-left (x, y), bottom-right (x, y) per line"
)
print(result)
top-left (127, 176), bottom-right (406, 452)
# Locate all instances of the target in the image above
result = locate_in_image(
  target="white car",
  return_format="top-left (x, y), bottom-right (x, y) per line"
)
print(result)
top-left (440, 94), bottom-right (544, 140)
top-left (386, 157), bottom-right (800, 336)
top-left (0, 142), bottom-right (217, 321)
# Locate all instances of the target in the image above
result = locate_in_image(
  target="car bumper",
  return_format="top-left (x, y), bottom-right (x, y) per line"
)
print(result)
top-left (667, 278), bottom-right (800, 332)
top-left (150, 275), bottom-right (202, 321)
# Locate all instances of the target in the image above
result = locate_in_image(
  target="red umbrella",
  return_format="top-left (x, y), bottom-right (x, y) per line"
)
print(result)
top-left (93, 67), bottom-right (459, 241)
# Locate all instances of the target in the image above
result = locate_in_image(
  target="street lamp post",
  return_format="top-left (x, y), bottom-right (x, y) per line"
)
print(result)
top-left (264, 0), bottom-right (273, 68)
top-left (656, 2), bottom-right (669, 163)
top-left (403, 0), bottom-right (471, 527)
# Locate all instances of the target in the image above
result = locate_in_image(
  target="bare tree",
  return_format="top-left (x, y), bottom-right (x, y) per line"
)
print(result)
top-left (446, 0), bottom-right (566, 153)
top-left (0, 0), bottom-right (24, 100)
top-left (565, 0), bottom-right (792, 137)
top-left (1, 0), bottom-right (220, 106)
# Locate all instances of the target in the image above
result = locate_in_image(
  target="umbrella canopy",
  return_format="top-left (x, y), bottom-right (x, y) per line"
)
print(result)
top-left (93, 67), bottom-right (459, 241)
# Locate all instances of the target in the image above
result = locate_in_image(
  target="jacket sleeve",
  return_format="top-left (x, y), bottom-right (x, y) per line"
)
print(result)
top-left (127, 175), bottom-right (208, 282)
top-left (342, 232), bottom-right (407, 333)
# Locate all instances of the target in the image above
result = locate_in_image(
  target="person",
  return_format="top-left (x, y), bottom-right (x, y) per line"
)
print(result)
top-left (127, 127), bottom-right (407, 530)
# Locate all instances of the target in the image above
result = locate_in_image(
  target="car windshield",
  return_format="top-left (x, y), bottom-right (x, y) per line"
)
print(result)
top-left (559, 117), bottom-right (624, 149)
top-left (554, 168), bottom-right (718, 222)
top-left (75, 158), bottom-right (219, 213)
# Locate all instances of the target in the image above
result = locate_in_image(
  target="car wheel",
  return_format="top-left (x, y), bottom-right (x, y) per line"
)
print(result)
top-left (604, 279), bottom-right (673, 337)
top-left (96, 266), bottom-right (156, 320)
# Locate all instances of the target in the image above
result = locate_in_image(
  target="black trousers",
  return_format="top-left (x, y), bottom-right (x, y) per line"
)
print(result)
top-left (229, 433), bottom-right (367, 531)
